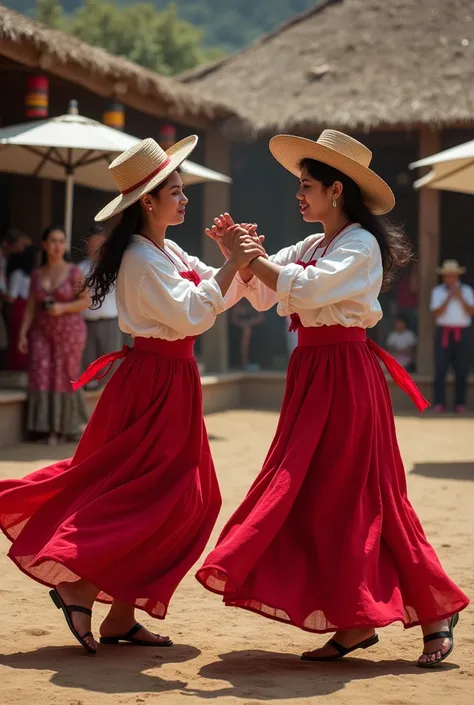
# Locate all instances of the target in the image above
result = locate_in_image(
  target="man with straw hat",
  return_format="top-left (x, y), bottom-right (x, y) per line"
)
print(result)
top-left (430, 259), bottom-right (474, 413)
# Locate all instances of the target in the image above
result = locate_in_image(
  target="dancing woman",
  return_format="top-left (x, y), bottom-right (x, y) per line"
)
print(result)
top-left (0, 136), bottom-right (263, 654)
top-left (198, 131), bottom-right (469, 667)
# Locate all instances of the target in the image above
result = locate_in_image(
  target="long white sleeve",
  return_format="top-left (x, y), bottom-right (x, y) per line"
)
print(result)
top-left (277, 239), bottom-right (380, 313)
top-left (240, 235), bottom-right (323, 312)
top-left (166, 240), bottom-right (246, 311)
top-left (137, 257), bottom-right (225, 337)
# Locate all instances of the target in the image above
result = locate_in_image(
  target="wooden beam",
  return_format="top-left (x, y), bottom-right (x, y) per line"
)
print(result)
top-left (201, 129), bottom-right (231, 373)
top-left (417, 127), bottom-right (441, 376)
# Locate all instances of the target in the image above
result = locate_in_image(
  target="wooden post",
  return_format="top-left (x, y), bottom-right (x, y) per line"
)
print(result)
top-left (417, 127), bottom-right (441, 375)
top-left (201, 129), bottom-right (231, 373)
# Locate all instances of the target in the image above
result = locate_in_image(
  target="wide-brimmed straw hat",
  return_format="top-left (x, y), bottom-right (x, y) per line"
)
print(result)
top-left (95, 135), bottom-right (198, 222)
top-left (436, 259), bottom-right (466, 275)
top-left (269, 130), bottom-right (395, 216)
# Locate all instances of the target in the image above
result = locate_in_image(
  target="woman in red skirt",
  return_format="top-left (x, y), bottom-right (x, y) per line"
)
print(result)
top-left (198, 131), bottom-right (469, 667)
top-left (0, 135), bottom-right (264, 654)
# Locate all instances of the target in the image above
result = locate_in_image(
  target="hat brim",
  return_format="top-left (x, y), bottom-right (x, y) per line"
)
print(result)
top-left (269, 135), bottom-right (395, 216)
top-left (94, 135), bottom-right (198, 222)
top-left (436, 267), bottom-right (466, 275)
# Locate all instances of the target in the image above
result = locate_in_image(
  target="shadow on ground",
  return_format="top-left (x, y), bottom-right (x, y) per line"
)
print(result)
top-left (411, 462), bottom-right (474, 482)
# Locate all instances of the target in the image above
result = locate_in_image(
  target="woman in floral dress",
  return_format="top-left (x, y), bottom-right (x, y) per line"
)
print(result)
top-left (18, 226), bottom-right (89, 444)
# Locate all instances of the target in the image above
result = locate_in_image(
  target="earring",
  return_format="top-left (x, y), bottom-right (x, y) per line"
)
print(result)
top-left (332, 199), bottom-right (337, 208)
top-left (148, 206), bottom-right (152, 211)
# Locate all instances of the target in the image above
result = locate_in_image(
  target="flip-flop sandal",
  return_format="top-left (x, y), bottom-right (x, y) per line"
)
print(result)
top-left (49, 589), bottom-right (96, 654)
top-left (301, 633), bottom-right (379, 661)
top-left (100, 623), bottom-right (173, 647)
top-left (417, 613), bottom-right (459, 668)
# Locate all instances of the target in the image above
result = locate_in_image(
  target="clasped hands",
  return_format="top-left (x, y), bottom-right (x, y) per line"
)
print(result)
top-left (206, 213), bottom-right (267, 270)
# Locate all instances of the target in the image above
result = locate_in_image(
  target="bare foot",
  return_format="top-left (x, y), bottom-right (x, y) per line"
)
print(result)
top-left (302, 628), bottom-right (376, 660)
top-left (100, 615), bottom-right (170, 644)
top-left (418, 619), bottom-right (452, 666)
top-left (56, 582), bottom-right (98, 652)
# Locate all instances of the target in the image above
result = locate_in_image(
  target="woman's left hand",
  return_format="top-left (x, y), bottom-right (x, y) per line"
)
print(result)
top-left (48, 302), bottom-right (65, 317)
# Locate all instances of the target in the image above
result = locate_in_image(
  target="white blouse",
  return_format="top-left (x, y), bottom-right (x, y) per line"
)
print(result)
top-left (241, 223), bottom-right (383, 329)
top-left (8, 269), bottom-right (31, 300)
top-left (116, 235), bottom-right (247, 339)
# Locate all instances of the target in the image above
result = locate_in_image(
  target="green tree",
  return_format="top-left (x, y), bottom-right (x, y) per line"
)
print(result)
top-left (67, 0), bottom-right (223, 75)
top-left (36, 0), bottom-right (64, 28)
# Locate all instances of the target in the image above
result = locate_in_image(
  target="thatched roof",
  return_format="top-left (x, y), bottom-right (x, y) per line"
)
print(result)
top-left (0, 5), bottom-right (232, 127)
top-left (181, 0), bottom-right (474, 138)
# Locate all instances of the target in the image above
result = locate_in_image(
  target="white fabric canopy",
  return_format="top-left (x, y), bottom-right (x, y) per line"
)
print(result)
top-left (0, 109), bottom-right (231, 245)
top-left (409, 139), bottom-right (474, 195)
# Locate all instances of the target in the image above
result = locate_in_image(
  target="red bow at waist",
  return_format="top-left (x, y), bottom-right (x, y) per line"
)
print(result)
top-left (297, 326), bottom-right (429, 412)
top-left (72, 345), bottom-right (130, 391)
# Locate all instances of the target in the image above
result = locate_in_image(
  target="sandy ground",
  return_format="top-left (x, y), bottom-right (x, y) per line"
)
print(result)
top-left (0, 409), bottom-right (473, 705)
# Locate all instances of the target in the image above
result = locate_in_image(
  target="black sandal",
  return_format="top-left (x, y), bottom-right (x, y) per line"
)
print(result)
top-left (301, 633), bottom-right (379, 661)
top-left (100, 623), bottom-right (173, 647)
top-left (418, 613), bottom-right (459, 668)
top-left (49, 589), bottom-right (96, 654)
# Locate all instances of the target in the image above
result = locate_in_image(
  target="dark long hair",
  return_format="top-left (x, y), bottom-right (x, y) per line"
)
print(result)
top-left (85, 178), bottom-right (171, 308)
top-left (300, 159), bottom-right (412, 291)
top-left (40, 225), bottom-right (68, 266)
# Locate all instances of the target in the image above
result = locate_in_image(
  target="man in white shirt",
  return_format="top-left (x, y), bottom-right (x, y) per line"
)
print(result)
top-left (430, 260), bottom-right (474, 413)
top-left (79, 225), bottom-right (122, 388)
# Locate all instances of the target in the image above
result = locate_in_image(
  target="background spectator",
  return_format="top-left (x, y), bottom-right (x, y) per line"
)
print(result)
top-left (386, 315), bottom-right (417, 372)
top-left (231, 299), bottom-right (264, 370)
top-left (18, 226), bottom-right (90, 444)
top-left (6, 245), bottom-right (38, 371)
top-left (430, 259), bottom-right (474, 413)
top-left (78, 224), bottom-right (122, 389)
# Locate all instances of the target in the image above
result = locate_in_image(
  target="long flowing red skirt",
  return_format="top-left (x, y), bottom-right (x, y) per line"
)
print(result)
top-left (0, 337), bottom-right (221, 619)
top-left (197, 326), bottom-right (469, 633)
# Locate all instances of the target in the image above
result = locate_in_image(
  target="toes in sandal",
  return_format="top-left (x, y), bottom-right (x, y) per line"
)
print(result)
top-left (49, 588), bottom-right (96, 654)
top-left (417, 613), bottom-right (459, 668)
top-left (100, 623), bottom-right (173, 647)
top-left (301, 633), bottom-right (379, 661)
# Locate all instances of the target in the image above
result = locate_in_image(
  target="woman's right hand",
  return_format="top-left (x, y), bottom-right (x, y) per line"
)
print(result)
top-left (18, 334), bottom-right (28, 355)
top-left (228, 227), bottom-right (266, 269)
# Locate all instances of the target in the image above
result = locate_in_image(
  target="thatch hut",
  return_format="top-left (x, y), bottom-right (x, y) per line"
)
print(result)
top-left (0, 5), bottom-right (235, 372)
top-left (181, 0), bottom-right (474, 374)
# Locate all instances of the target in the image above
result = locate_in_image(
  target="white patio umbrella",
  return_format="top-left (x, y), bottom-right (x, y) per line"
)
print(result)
top-left (409, 138), bottom-right (474, 195)
top-left (0, 102), bottom-right (231, 247)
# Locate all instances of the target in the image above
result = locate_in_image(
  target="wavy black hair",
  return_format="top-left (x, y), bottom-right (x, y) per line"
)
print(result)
top-left (85, 176), bottom-right (174, 308)
top-left (300, 159), bottom-right (412, 291)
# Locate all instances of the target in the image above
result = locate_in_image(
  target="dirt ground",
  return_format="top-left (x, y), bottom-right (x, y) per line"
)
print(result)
top-left (0, 410), bottom-right (472, 705)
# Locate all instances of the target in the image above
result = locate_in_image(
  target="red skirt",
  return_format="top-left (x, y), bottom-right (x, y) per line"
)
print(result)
top-left (0, 337), bottom-right (221, 619)
top-left (196, 326), bottom-right (469, 633)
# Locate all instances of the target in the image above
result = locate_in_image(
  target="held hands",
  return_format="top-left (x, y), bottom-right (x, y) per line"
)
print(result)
top-left (228, 226), bottom-right (266, 269)
top-left (205, 213), bottom-right (266, 263)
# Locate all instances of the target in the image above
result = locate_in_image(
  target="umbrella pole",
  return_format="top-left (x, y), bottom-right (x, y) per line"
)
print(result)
top-left (65, 169), bottom-right (74, 251)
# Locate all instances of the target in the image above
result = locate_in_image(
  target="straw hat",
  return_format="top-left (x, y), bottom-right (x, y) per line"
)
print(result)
top-left (95, 135), bottom-right (198, 222)
top-left (436, 259), bottom-right (466, 275)
top-left (269, 130), bottom-right (395, 215)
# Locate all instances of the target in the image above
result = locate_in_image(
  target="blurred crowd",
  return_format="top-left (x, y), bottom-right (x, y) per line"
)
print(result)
top-left (0, 225), bottom-right (123, 445)
top-left (1, 227), bottom-right (472, 447)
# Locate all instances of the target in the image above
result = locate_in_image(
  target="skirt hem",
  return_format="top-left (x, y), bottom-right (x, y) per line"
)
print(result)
top-left (195, 566), bottom-right (469, 634)
top-left (2, 524), bottom-right (168, 621)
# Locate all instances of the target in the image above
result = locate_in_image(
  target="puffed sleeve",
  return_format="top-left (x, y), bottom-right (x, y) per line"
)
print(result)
top-left (276, 238), bottom-right (380, 315)
top-left (165, 239), bottom-right (246, 311)
top-left (137, 257), bottom-right (226, 336)
top-left (238, 235), bottom-right (323, 312)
